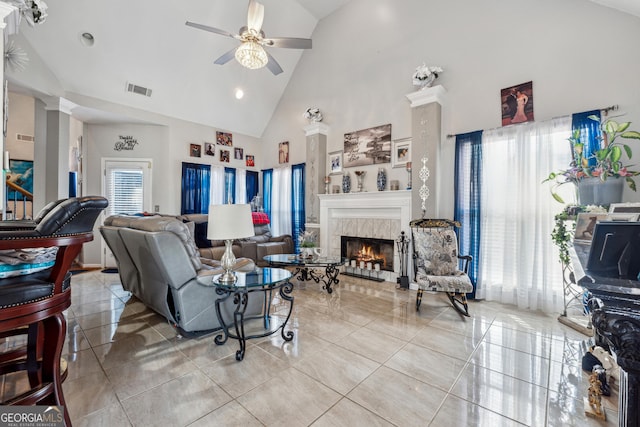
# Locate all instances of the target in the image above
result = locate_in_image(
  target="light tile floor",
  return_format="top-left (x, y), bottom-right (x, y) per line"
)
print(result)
top-left (0, 271), bottom-right (620, 426)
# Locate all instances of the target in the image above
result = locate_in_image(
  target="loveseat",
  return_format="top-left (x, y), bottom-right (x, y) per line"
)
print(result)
top-left (100, 215), bottom-right (260, 336)
top-left (179, 212), bottom-right (294, 265)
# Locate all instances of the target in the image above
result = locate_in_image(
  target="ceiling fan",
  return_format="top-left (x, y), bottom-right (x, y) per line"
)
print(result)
top-left (186, 0), bottom-right (312, 75)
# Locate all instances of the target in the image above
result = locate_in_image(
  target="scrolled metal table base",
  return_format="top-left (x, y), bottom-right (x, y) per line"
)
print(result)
top-left (214, 281), bottom-right (294, 361)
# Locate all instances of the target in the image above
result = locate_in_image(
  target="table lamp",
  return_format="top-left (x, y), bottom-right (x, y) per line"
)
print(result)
top-left (207, 203), bottom-right (255, 283)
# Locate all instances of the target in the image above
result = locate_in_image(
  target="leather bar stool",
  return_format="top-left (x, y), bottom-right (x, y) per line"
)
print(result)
top-left (0, 196), bottom-right (108, 426)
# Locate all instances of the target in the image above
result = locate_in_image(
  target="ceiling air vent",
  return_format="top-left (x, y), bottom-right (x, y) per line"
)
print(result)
top-left (125, 82), bottom-right (152, 97)
top-left (16, 133), bottom-right (34, 142)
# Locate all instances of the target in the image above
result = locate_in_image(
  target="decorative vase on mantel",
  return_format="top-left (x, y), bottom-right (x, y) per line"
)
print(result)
top-left (376, 168), bottom-right (387, 191)
top-left (577, 177), bottom-right (624, 206)
top-left (342, 173), bottom-right (351, 194)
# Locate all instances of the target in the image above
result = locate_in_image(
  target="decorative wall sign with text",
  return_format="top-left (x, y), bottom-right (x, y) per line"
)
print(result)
top-left (114, 135), bottom-right (138, 151)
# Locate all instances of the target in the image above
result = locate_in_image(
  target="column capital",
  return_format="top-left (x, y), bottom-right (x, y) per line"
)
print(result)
top-left (0, 3), bottom-right (20, 36)
top-left (42, 96), bottom-right (77, 115)
top-left (406, 85), bottom-right (447, 108)
top-left (303, 122), bottom-right (330, 137)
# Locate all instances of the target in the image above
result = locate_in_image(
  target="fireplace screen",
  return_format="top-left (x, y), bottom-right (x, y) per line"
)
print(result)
top-left (341, 236), bottom-right (394, 272)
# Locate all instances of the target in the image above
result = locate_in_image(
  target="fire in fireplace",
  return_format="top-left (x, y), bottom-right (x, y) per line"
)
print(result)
top-left (341, 236), bottom-right (394, 272)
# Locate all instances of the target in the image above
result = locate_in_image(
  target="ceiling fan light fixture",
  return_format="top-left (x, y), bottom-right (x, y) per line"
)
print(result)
top-left (235, 41), bottom-right (268, 70)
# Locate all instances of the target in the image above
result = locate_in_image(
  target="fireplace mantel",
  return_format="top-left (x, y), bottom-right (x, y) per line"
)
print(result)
top-left (318, 190), bottom-right (412, 281)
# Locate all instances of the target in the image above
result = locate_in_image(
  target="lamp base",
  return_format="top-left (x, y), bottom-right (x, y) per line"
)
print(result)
top-left (217, 270), bottom-right (238, 284)
top-left (218, 239), bottom-right (237, 284)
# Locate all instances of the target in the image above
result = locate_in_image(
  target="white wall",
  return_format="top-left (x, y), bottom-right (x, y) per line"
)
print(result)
top-left (6, 92), bottom-right (34, 161)
top-left (260, 0), bottom-right (640, 205)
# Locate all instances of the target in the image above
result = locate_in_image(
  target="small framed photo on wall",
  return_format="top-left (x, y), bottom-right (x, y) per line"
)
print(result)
top-left (328, 151), bottom-right (343, 175)
top-left (234, 147), bottom-right (244, 160)
top-left (216, 131), bottom-right (233, 146)
top-left (220, 149), bottom-right (230, 163)
top-left (190, 143), bottom-right (201, 157)
top-left (204, 142), bottom-right (215, 156)
top-left (501, 81), bottom-right (534, 126)
top-left (392, 138), bottom-right (411, 168)
top-left (246, 155), bottom-right (255, 167)
top-left (279, 141), bottom-right (289, 164)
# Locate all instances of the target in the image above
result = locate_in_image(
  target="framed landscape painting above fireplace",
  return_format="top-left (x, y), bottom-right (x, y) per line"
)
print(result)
top-left (343, 124), bottom-right (391, 168)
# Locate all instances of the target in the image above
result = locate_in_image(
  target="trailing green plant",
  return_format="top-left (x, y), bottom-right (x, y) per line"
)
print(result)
top-left (551, 209), bottom-right (576, 265)
top-left (543, 117), bottom-right (640, 203)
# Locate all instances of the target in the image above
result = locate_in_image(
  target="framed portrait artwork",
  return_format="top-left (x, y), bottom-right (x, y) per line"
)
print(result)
top-left (328, 151), bottom-right (343, 175)
top-left (278, 141), bottom-right (289, 164)
top-left (190, 143), bottom-right (201, 157)
top-left (234, 147), bottom-right (244, 160)
top-left (246, 155), bottom-right (255, 167)
top-left (501, 81), bottom-right (534, 126)
top-left (574, 212), bottom-right (609, 242)
top-left (392, 138), bottom-right (411, 168)
top-left (216, 131), bottom-right (233, 146)
top-left (204, 142), bottom-right (215, 156)
top-left (219, 149), bottom-right (230, 163)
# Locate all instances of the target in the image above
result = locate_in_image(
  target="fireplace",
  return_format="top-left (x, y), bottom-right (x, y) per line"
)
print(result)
top-left (341, 236), bottom-right (394, 272)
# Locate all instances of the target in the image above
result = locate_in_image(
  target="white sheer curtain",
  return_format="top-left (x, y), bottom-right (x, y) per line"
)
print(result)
top-left (271, 167), bottom-right (292, 236)
top-left (209, 165), bottom-right (225, 206)
top-left (235, 168), bottom-right (247, 204)
top-left (476, 117), bottom-right (573, 313)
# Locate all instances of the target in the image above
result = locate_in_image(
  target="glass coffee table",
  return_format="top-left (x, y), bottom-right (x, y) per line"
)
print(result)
top-left (213, 267), bottom-right (293, 361)
top-left (263, 254), bottom-right (345, 294)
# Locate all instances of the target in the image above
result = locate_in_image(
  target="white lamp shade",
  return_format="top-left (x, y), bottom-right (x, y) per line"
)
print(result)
top-left (207, 204), bottom-right (255, 240)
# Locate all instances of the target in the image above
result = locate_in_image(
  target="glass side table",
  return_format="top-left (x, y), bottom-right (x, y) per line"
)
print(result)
top-left (263, 254), bottom-right (346, 294)
top-left (213, 267), bottom-right (293, 361)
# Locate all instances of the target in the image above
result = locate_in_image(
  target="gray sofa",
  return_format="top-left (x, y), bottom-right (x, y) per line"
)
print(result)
top-left (100, 215), bottom-right (260, 336)
top-left (179, 213), bottom-right (294, 265)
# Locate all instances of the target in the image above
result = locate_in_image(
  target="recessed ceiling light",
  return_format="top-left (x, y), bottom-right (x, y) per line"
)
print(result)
top-left (79, 32), bottom-right (95, 47)
top-left (235, 88), bottom-right (244, 99)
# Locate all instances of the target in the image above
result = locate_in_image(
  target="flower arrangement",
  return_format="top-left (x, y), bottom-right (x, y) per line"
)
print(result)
top-left (6, 0), bottom-right (48, 26)
top-left (303, 107), bottom-right (323, 123)
top-left (412, 63), bottom-right (443, 89)
top-left (543, 117), bottom-right (640, 203)
top-left (298, 229), bottom-right (317, 248)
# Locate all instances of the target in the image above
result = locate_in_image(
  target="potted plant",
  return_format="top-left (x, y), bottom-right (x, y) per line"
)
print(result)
top-left (543, 117), bottom-right (640, 204)
top-left (298, 229), bottom-right (317, 258)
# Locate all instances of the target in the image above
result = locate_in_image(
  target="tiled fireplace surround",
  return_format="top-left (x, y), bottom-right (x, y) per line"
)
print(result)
top-left (318, 190), bottom-right (412, 283)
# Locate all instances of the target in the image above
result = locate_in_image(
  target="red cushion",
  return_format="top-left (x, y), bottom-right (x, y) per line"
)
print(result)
top-left (252, 212), bottom-right (270, 225)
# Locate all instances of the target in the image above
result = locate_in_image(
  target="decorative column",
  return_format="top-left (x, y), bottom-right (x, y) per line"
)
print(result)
top-left (406, 86), bottom-right (446, 220)
top-left (303, 122), bottom-right (329, 238)
top-left (38, 96), bottom-right (77, 209)
top-left (0, 3), bottom-right (20, 218)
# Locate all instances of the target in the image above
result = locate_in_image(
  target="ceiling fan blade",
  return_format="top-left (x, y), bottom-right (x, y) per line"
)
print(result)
top-left (263, 37), bottom-right (312, 49)
top-left (214, 47), bottom-right (238, 65)
top-left (185, 21), bottom-right (238, 40)
top-left (247, 0), bottom-right (264, 32)
top-left (265, 51), bottom-right (283, 75)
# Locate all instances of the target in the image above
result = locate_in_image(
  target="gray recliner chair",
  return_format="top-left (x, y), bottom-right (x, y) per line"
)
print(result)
top-left (101, 215), bottom-right (260, 336)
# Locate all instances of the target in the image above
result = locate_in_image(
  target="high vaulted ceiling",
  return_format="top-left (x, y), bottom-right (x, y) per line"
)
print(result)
top-left (8, 0), bottom-right (639, 138)
top-left (12, 0), bottom-right (350, 137)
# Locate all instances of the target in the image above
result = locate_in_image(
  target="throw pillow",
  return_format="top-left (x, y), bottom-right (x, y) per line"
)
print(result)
top-left (252, 212), bottom-right (270, 225)
top-left (193, 221), bottom-right (213, 248)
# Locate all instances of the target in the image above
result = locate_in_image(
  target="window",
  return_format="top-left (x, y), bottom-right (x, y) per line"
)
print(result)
top-left (181, 162), bottom-right (210, 214)
top-left (105, 160), bottom-right (151, 216)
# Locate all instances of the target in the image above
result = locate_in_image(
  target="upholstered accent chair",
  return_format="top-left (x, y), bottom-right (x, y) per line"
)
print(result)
top-left (410, 218), bottom-right (473, 316)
